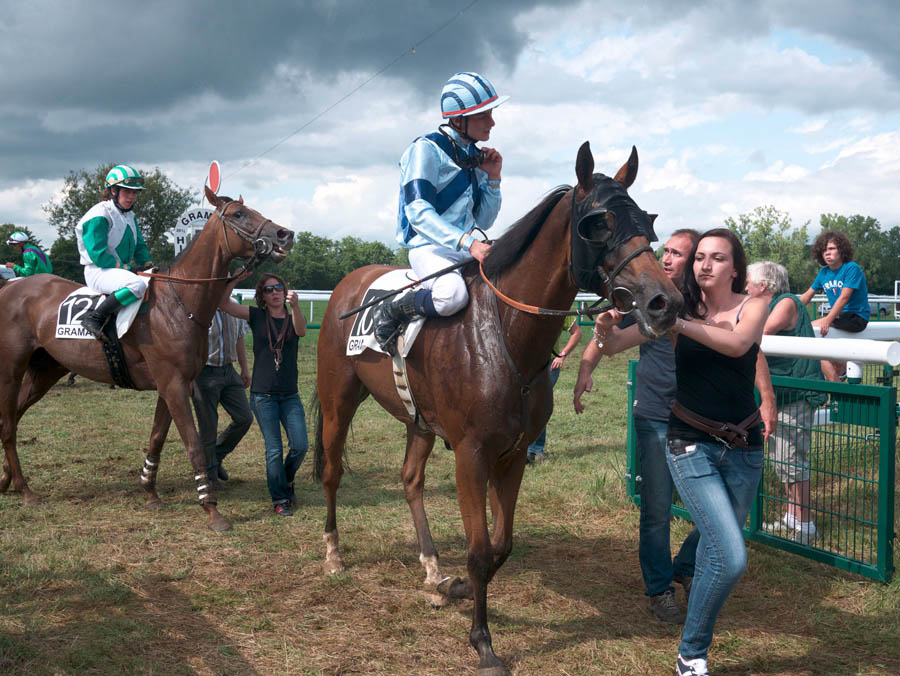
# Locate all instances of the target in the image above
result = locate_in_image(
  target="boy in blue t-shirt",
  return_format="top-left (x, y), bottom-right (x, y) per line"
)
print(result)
top-left (799, 230), bottom-right (869, 381)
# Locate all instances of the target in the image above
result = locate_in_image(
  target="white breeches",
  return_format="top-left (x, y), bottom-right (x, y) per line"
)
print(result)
top-left (84, 265), bottom-right (148, 303)
top-left (408, 244), bottom-right (472, 316)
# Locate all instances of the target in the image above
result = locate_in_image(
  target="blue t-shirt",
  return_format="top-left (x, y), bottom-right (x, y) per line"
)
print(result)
top-left (811, 261), bottom-right (869, 320)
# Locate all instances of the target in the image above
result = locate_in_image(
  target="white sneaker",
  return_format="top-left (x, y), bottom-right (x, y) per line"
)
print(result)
top-left (763, 513), bottom-right (796, 534)
top-left (792, 521), bottom-right (817, 545)
top-left (675, 654), bottom-right (709, 676)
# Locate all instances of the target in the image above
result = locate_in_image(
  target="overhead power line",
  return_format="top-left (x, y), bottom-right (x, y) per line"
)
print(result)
top-left (224, 0), bottom-right (481, 181)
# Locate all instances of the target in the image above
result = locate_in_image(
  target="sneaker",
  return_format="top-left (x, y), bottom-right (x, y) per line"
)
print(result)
top-left (217, 463), bottom-right (229, 481)
top-left (675, 655), bottom-right (708, 676)
top-left (791, 521), bottom-right (817, 545)
top-left (526, 451), bottom-right (547, 465)
top-left (649, 589), bottom-right (685, 624)
top-left (274, 500), bottom-right (293, 517)
top-left (763, 513), bottom-right (796, 534)
top-left (673, 574), bottom-right (693, 602)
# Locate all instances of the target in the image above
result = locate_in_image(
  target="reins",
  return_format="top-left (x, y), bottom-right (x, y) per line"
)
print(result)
top-left (478, 241), bottom-right (652, 318)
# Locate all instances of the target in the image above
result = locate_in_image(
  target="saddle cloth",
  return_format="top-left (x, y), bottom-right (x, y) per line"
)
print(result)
top-left (346, 269), bottom-right (426, 358)
top-left (55, 288), bottom-right (144, 340)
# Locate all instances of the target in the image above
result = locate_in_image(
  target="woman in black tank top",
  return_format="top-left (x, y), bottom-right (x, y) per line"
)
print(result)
top-left (666, 229), bottom-right (772, 676)
top-left (589, 229), bottom-right (774, 676)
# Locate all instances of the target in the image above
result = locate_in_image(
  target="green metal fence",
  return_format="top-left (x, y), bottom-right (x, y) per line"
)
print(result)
top-left (625, 359), bottom-right (897, 582)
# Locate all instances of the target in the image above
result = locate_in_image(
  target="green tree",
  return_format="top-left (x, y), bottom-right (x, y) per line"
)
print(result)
top-left (49, 236), bottom-right (83, 283)
top-left (43, 165), bottom-right (194, 266)
top-left (726, 205), bottom-right (816, 293)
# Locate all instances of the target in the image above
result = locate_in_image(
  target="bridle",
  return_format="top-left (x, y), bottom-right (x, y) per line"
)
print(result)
top-left (479, 183), bottom-right (655, 318)
top-left (140, 200), bottom-right (286, 327)
top-left (139, 200), bottom-right (279, 284)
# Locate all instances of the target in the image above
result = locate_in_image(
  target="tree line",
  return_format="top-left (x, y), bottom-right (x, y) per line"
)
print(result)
top-left (2, 165), bottom-right (897, 294)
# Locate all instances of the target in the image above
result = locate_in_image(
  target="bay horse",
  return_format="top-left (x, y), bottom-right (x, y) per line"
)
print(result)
top-left (0, 186), bottom-right (293, 532)
top-left (313, 143), bottom-right (683, 675)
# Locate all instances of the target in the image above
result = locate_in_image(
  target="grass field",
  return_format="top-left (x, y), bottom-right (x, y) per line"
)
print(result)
top-left (1, 328), bottom-right (899, 675)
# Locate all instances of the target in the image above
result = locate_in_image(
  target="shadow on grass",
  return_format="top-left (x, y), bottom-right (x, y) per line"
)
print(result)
top-left (0, 564), bottom-right (263, 676)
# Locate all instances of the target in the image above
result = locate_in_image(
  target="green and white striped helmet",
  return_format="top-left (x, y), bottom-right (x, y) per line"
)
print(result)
top-left (105, 165), bottom-right (144, 190)
top-left (6, 231), bottom-right (28, 245)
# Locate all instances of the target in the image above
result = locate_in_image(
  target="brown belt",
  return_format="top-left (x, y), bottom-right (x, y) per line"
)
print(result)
top-left (671, 401), bottom-right (761, 449)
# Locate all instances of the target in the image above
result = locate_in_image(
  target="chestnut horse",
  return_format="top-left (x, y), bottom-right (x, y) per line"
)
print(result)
top-left (313, 143), bottom-right (683, 675)
top-left (0, 187), bottom-right (293, 532)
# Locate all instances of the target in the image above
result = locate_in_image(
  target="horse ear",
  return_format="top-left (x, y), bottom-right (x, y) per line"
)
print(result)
top-left (238, 195), bottom-right (244, 204)
top-left (575, 141), bottom-right (595, 198)
top-left (613, 146), bottom-right (639, 188)
top-left (205, 185), bottom-right (220, 206)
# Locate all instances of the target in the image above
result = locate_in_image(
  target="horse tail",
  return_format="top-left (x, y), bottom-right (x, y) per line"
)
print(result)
top-left (311, 386), bottom-right (326, 482)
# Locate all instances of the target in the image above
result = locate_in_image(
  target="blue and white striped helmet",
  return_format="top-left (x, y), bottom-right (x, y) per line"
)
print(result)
top-left (440, 72), bottom-right (509, 118)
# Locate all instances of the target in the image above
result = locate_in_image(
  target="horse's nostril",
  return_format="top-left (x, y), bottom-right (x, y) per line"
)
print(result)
top-left (277, 229), bottom-right (291, 240)
top-left (648, 294), bottom-right (667, 312)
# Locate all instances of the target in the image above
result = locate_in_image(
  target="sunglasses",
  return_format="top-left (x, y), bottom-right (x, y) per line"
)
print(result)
top-left (263, 284), bottom-right (284, 293)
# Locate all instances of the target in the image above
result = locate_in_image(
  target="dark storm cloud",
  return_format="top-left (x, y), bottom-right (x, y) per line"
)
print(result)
top-left (1, 0), bottom-right (563, 113)
top-left (0, 0), bottom-right (577, 180)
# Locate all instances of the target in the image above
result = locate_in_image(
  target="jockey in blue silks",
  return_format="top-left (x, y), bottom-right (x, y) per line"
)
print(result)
top-left (373, 71), bottom-right (508, 353)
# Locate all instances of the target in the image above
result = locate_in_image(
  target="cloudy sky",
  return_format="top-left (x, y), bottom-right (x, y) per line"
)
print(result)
top-left (2, 0), bottom-right (899, 250)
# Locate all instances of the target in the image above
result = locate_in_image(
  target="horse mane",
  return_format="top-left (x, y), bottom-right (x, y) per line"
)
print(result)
top-left (168, 196), bottom-right (236, 268)
top-left (481, 185), bottom-right (570, 278)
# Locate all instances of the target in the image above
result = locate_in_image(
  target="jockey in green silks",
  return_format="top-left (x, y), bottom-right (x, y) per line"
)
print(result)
top-left (76, 164), bottom-right (153, 342)
top-left (5, 231), bottom-right (53, 276)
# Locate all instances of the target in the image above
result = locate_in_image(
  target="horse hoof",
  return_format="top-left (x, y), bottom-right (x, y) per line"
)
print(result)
top-left (145, 496), bottom-right (163, 509)
top-left (438, 576), bottom-right (473, 600)
top-left (424, 591), bottom-right (450, 609)
top-left (324, 556), bottom-right (345, 575)
top-left (477, 664), bottom-right (510, 676)
top-left (22, 491), bottom-right (41, 506)
top-left (0, 472), bottom-right (10, 493)
top-left (208, 515), bottom-right (232, 532)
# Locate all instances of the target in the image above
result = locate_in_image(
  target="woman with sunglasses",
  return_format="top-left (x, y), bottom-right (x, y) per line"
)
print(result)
top-left (592, 229), bottom-right (775, 676)
top-left (220, 274), bottom-right (308, 516)
top-left (373, 71), bottom-right (508, 354)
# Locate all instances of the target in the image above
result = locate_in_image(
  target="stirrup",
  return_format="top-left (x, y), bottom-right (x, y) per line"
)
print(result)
top-left (375, 322), bottom-right (403, 354)
top-left (82, 315), bottom-right (111, 343)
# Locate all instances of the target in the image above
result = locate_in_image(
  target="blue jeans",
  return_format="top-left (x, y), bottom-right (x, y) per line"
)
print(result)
top-left (666, 438), bottom-right (763, 660)
top-left (528, 366), bottom-right (561, 454)
top-left (250, 392), bottom-right (309, 504)
top-left (634, 418), bottom-right (699, 597)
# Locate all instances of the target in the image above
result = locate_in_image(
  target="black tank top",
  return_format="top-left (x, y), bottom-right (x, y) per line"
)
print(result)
top-left (667, 334), bottom-right (763, 447)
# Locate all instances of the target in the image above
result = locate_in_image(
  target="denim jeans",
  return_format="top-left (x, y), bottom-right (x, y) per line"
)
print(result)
top-left (250, 392), bottom-right (309, 504)
top-left (634, 418), bottom-right (699, 596)
top-left (527, 366), bottom-right (561, 454)
top-left (666, 438), bottom-right (763, 660)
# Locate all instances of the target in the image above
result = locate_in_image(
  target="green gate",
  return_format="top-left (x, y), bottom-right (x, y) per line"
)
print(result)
top-left (625, 360), bottom-right (897, 583)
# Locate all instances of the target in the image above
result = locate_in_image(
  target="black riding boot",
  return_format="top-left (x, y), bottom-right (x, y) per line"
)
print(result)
top-left (374, 290), bottom-right (420, 354)
top-left (81, 294), bottom-right (124, 343)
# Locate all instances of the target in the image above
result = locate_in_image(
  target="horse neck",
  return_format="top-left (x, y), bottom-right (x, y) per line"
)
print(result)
top-left (164, 219), bottom-right (233, 324)
top-left (492, 197), bottom-right (577, 376)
